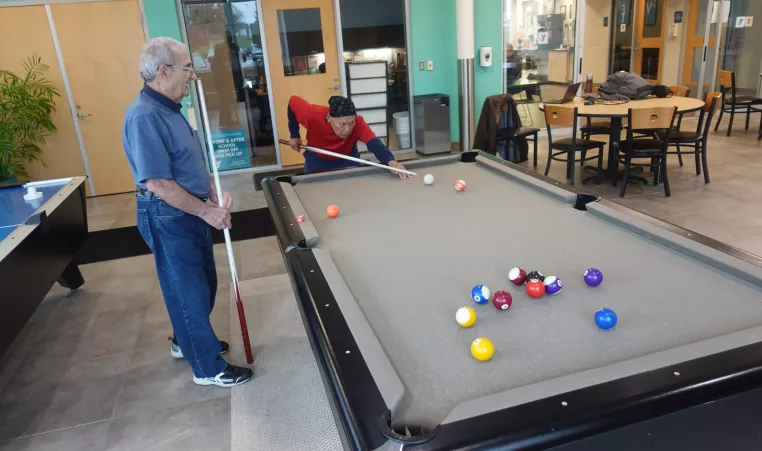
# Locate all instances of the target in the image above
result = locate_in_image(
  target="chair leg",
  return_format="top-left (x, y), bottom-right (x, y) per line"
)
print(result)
top-left (661, 157), bottom-right (671, 197)
top-left (597, 146), bottom-right (604, 170)
top-left (544, 149), bottom-right (553, 176)
top-left (746, 106), bottom-right (751, 130)
top-left (533, 136), bottom-right (538, 167)
top-left (694, 144), bottom-right (701, 176)
top-left (569, 152), bottom-right (576, 186)
top-left (676, 144), bottom-right (683, 166)
top-left (727, 107), bottom-right (735, 136)
top-left (566, 153), bottom-right (573, 182)
top-left (580, 150), bottom-right (587, 167)
top-left (619, 157), bottom-right (631, 197)
top-left (701, 143), bottom-right (710, 184)
top-left (715, 106), bottom-right (724, 132)
top-left (652, 160), bottom-right (660, 186)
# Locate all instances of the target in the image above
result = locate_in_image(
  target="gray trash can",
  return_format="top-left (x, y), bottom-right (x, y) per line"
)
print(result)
top-left (413, 94), bottom-right (451, 155)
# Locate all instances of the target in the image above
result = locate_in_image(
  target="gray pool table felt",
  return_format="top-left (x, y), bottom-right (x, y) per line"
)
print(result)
top-left (290, 159), bottom-right (762, 429)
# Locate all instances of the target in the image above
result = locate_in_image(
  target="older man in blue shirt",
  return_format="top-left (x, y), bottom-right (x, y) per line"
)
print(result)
top-left (123, 37), bottom-right (252, 387)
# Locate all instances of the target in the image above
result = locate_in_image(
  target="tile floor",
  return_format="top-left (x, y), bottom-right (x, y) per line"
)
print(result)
top-left (0, 117), bottom-right (760, 450)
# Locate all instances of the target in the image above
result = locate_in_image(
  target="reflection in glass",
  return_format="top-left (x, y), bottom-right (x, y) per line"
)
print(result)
top-left (277, 8), bottom-right (325, 76)
top-left (181, 1), bottom-right (276, 169)
top-left (503, 0), bottom-right (577, 129)
top-left (641, 48), bottom-right (660, 80)
top-left (339, 0), bottom-right (409, 150)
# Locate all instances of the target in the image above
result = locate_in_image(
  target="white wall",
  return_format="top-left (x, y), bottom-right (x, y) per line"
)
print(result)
top-left (661, 0), bottom-right (690, 86)
top-left (583, 0), bottom-right (611, 82)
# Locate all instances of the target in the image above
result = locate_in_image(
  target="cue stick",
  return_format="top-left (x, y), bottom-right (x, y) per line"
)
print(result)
top-left (278, 139), bottom-right (417, 176)
top-left (196, 80), bottom-right (254, 365)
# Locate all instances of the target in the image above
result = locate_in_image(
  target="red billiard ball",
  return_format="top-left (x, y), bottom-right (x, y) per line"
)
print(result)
top-left (492, 290), bottom-right (513, 310)
top-left (508, 267), bottom-right (527, 285)
top-left (526, 280), bottom-right (545, 298)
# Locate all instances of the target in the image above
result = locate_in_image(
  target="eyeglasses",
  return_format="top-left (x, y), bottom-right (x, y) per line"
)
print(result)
top-left (168, 65), bottom-right (195, 73)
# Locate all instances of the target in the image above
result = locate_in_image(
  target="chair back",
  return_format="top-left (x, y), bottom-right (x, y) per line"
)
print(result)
top-left (718, 70), bottom-right (736, 101)
top-left (626, 106), bottom-right (677, 149)
top-left (669, 85), bottom-right (691, 97)
top-left (544, 105), bottom-right (578, 148)
top-left (699, 92), bottom-right (722, 137)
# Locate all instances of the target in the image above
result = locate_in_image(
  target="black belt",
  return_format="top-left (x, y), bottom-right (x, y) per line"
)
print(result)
top-left (135, 186), bottom-right (209, 202)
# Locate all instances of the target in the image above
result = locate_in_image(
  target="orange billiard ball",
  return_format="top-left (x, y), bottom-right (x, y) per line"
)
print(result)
top-left (326, 205), bottom-right (340, 218)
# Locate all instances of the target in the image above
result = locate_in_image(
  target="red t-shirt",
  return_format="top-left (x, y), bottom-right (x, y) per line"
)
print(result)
top-left (288, 96), bottom-right (377, 161)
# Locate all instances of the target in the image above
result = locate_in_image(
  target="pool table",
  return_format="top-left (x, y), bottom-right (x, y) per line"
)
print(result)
top-left (262, 152), bottom-right (762, 450)
top-left (0, 177), bottom-right (88, 359)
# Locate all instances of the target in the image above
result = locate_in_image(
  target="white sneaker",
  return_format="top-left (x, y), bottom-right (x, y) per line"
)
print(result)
top-left (170, 339), bottom-right (229, 359)
top-left (193, 364), bottom-right (253, 387)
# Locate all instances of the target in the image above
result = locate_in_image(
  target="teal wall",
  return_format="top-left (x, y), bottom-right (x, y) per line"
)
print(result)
top-left (409, 0), bottom-right (459, 141)
top-left (409, 0), bottom-right (503, 145)
top-left (142, 0), bottom-right (183, 40)
top-left (473, 0), bottom-right (503, 114)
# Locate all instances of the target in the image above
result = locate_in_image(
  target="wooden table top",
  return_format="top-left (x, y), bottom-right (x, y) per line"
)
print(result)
top-left (540, 96), bottom-right (705, 118)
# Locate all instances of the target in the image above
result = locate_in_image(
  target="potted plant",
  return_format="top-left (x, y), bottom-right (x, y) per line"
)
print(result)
top-left (0, 55), bottom-right (60, 181)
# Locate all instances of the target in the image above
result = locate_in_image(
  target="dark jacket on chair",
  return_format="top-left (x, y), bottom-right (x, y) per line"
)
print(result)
top-left (473, 94), bottom-right (528, 162)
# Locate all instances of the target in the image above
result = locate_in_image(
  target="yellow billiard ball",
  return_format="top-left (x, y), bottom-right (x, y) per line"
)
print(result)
top-left (455, 306), bottom-right (477, 327)
top-left (470, 337), bottom-right (494, 361)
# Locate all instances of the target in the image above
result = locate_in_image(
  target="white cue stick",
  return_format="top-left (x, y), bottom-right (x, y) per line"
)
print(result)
top-left (196, 80), bottom-right (254, 364)
top-left (278, 139), bottom-right (417, 176)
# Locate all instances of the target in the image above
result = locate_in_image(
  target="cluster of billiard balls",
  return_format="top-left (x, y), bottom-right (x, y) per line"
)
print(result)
top-left (455, 267), bottom-right (617, 362)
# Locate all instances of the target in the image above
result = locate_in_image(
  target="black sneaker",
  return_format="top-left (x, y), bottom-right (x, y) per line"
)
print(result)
top-left (171, 339), bottom-right (229, 359)
top-left (193, 364), bottom-right (253, 387)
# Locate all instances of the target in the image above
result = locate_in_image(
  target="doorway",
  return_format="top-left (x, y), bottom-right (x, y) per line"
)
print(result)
top-left (634, 0), bottom-right (667, 81)
top-left (260, 0), bottom-right (341, 167)
top-left (0, 0), bottom-right (145, 196)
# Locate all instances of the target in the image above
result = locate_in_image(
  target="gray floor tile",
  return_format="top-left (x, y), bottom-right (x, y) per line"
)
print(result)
top-left (0, 420), bottom-right (109, 451)
top-left (0, 396), bottom-right (53, 441)
top-left (238, 237), bottom-right (287, 280)
top-left (105, 397), bottom-right (231, 451)
top-left (112, 344), bottom-right (229, 419)
top-left (36, 352), bottom-right (132, 433)
top-left (134, 303), bottom-right (173, 351)
top-left (75, 308), bottom-right (146, 361)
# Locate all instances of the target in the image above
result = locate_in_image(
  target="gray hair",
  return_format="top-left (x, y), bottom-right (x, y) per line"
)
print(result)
top-left (139, 37), bottom-right (187, 82)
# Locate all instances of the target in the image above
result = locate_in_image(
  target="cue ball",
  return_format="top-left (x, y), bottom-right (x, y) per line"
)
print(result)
top-left (492, 290), bottom-right (513, 310)
top-left (508, 267), bottom-right (527, 285)
top-left (595, 308), bottom-right (618, 330)
top-left (526, 280), bottom-right (545, 298)
top-left (454, 180), bottom-right (466, 191)
top-left (470, 337), bottom-right (495, 361)
top-left (526, 271), bottom-right (545, 282)
top-left (326, 205), bottom-right (339, 218)
top-left (544, 276), bottom-right (563, 295)
top-left (455, 306), bottom-right (477, 327)
top-left (471, 285), bottom-right (491, 304)
top-left (424, 174), bottom-right (434, 185)
top-left (584, 268), bottom-right (603, 287)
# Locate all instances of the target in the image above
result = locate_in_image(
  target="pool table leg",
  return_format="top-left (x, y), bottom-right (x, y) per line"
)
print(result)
top-left (58, 261), bottom-right (84, 296)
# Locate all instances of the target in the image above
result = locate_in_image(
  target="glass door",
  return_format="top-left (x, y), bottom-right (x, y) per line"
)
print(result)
top-left (634, 0), bottom-right (666, 82)
top-left (681, 0), bottom-right (727, 99)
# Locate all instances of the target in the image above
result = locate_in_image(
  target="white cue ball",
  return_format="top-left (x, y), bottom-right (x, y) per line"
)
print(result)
top-left (423, 174), bottom-right (434, 185)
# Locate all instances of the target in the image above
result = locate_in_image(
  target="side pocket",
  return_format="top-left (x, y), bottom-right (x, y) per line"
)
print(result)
top-left (136, 208), bottom-right (154, 252)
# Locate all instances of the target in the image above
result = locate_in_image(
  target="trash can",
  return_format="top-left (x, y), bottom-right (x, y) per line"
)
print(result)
top-left (413, 94), bottom-right (451, 155)
top-left (392, 111), bottom-right (411, 148)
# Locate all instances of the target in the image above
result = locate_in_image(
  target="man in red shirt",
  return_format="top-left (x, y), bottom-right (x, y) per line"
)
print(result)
top-left (287, 95), bottom-right (409, 178)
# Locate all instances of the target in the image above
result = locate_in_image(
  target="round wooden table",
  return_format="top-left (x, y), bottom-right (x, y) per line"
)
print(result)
top-left (541, 96), bottom-right (706, 184)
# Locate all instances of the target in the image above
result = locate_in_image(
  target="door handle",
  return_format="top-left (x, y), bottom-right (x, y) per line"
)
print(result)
top-left (329, 84), bottom-right (340, 91)
top-left (76, 112), bottom-right (91, 119)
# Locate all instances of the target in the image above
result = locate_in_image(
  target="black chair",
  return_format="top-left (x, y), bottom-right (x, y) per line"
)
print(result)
top-left (714, 70), bottom-right (762, 136)
top-left (656, 92), bottom-right (720, 184)
top-left (544, 105), bottom-right (605, 186)
top-left (618, 106), bottom-right (678, 198)
top-left (495, 126), bottom-right (540, 166)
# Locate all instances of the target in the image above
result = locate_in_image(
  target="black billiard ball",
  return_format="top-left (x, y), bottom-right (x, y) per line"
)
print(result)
top-left (526, 271), bottom-right (545, 282)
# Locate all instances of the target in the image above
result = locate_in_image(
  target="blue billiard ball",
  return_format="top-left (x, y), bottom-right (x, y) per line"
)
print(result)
top-left (544, 276), bottom-right (563, 295)
top-left (471, 285), bottom-right (491, 304)
top-left (595, 308), bottom-right (618, 330)
top-left (584, 268), bottom-right (603, 287)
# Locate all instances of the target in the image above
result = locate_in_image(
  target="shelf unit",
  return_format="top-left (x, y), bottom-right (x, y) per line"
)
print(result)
top-left (345, 61), bottom-right (388, 152)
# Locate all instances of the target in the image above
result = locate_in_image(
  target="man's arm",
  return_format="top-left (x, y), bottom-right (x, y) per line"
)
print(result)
top-left (146, 179), bottom-right (231, 230)
top-left (355, 117), bottom-right (408, 178)
top-left (287, 96), bottom-right (311, 151)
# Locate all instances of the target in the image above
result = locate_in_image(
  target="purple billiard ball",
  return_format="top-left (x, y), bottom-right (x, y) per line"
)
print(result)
top-left (584, 268), bottom-right (603, 287)
top-left (595, 308), bottom-right (618, 330)
top-left (544, 276), bottom-right (562, 295)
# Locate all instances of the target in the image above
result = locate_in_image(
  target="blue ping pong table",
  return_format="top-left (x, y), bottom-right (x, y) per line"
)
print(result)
top-left (0, 176), bottom-right (88, 360)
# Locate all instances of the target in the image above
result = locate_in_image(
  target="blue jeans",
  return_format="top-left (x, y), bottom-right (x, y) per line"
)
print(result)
top-left (136, 194), bottom-right (227, 377)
